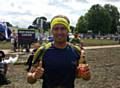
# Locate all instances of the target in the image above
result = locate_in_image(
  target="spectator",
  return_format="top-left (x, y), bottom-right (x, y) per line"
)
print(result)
top-left (10, 29), bottom-right (17, 52)
top-left (0, 51), bottom-right (10, 85)
top-left (26, 43), bottom-right (40, 71)
top-left (70, 33), bottom-right (83, 49)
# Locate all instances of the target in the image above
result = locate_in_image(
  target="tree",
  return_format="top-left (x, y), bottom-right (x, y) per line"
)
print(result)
top-left (32, 17), bottom-right (40, 26)
top-left (5, 22), bottom-right (13, 27)
top-left (86, 4), bottom-right (112, 34)
top-left (104, 4), bottom-right (120, 34)
top-left (28, 25), bottom-right (36, 29)
top-left (32, 16), bottom-right (47, 29)
top-left (75, 16), bottom-right (88, 33)
top-left (43, 21), bottom-right (50, 32)
top-left (70, 26), bottom-right (75, 33)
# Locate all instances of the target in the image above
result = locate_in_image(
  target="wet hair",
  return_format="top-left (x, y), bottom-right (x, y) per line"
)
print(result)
top-left (51, 15), bottom-right (70, 24)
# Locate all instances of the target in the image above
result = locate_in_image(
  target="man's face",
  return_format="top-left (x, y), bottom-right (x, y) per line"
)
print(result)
top-left (52, 24), bottom-right (68, 43)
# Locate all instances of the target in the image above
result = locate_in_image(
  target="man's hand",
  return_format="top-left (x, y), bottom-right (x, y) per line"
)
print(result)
top-left (32, 61), bottom-right (44, 79)
top-left (77, 64), bottom-right (91, 80)
top-left (27, 61), bottom-right (44, 84)
top-left (79, 49), bottom-right (86, 64)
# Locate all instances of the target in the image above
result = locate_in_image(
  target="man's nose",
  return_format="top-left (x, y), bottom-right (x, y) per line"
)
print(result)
top-left (57, 28), bottom-right (63, 33)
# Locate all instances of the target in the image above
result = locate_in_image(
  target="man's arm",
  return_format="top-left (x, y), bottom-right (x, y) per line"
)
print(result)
top-left (77, 49), bottom-right (91, 80)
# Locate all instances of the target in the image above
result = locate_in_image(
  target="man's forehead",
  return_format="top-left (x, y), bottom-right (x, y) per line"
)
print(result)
top-left (53, 24), bottom-right (66, 27)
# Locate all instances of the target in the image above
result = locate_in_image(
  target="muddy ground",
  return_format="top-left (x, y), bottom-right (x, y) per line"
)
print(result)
top-left (0, 47), bottom-right (120, 88)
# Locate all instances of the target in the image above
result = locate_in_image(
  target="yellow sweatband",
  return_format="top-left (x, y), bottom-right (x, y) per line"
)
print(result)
top-left (51, 17), bottom-right (71, 32)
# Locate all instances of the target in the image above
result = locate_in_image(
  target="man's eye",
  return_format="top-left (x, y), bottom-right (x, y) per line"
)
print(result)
top-left (53, 27), bottom-right (66, 30)
top-left (54, 27), bottom-right (59, 30)
top-left (60, 27), bottom-right (66, 31)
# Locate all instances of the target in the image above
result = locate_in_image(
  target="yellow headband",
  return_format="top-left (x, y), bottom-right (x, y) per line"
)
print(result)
top-left (51, 17), bottom-right (71, 32)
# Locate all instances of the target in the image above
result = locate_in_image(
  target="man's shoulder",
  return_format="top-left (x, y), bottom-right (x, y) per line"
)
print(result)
top-left (35, 42), bottom-right (52, 55)
top-left (38, 42), bottom-right (52, 51)
top-left (32, 42), bottom-right (53, 64)
top-left (68, 43), bottom-right (81, 52)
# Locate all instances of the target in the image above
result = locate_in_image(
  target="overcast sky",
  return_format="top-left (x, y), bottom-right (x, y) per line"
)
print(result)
top-left (0, 0), bottom-right (120, 28)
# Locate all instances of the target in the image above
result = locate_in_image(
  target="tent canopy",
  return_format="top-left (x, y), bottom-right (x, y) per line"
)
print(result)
top-left (0, 22), bottom-right (11, 40)
top-left (0, 22), bottom-right (6, 32)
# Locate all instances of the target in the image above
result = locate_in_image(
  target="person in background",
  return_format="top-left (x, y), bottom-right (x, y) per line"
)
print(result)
top-left (0, 51), bottom-right (10, 85)
top-left (70, 33), bottom-right (83, 49)
top-left (10, 29), bottom-right (17, 52)
top-left (70, 32), bottom-right (85, 65)
top-left (26, 43), bottom-right (40, 71)
top-left (27, 15), bottom-right (91, 88)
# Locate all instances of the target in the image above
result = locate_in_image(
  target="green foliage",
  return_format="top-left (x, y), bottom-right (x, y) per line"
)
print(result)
top-left (75, 4), bottom-right (120, 35)
top-left (70, 26), bottom-right (75, 33)
top-left (0, 41), bottom-right (11, 49)
top-left (31, 16), bottom-right (50, 32)
top-left (86, 4), bottom-right (112, 34)
top-left (6, 22), bottom-right (13, 27)
top-left (32, 17), bottom-right (47, 26)
top-left (104, 4), bottom-right (120, 34)
top-left (75, 16), bottom-right (88, 33)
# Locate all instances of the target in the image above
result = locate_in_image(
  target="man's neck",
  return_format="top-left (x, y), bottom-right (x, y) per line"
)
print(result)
top-left (53, 41), bottom-right (68, 49)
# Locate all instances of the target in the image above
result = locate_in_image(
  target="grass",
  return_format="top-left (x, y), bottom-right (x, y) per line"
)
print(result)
top-left (0, 39), bottom-right (119, 49)
top-left (0, 40), bottom-right (11, 49)
top-left (82, 39), bottom-right (119, 46)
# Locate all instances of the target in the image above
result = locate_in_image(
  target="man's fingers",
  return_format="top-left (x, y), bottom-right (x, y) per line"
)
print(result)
top-left (36, 61), bottom-right (44, 73)
top-left (34, 66), bottom-right (44, 79)
top-left (36, 67), bottom-right (44, 72)
top-left (37, 61), bottom-right (42, 67)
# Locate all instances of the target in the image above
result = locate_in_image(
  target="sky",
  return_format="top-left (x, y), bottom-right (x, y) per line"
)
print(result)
top-left (0, 0), bottom-right (120, 28)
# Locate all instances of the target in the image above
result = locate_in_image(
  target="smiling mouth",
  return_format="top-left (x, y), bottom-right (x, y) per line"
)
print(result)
top-left (58, 35), bottom-right (62, 38)
top-left (56, 34), bottom-right (63, 38)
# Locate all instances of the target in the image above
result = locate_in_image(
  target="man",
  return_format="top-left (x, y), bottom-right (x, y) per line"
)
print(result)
top-left (0, 51), bottom-right (10, 85)
top-left (70, 33), bottom-right (83, 49)
top-left (26, 42), bottom-right (40, 71)
top-left (27, 15), bottom-right (91, 88)
top-left (10, 29), bottom-right (17, 52)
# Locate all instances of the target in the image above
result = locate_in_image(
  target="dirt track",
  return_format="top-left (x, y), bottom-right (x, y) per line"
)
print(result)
top-left (0, 47), bottom-right (120, 88)
top-left (2, 45), bottom-right (120, 55)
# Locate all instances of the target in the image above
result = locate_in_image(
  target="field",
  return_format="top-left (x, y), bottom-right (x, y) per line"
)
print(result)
top-left (0, 38), bottom-right (119, 49)
top-left (0, 47), bottom-right (120, 88)
top-left (82, 39), bottom-right (119, 46)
